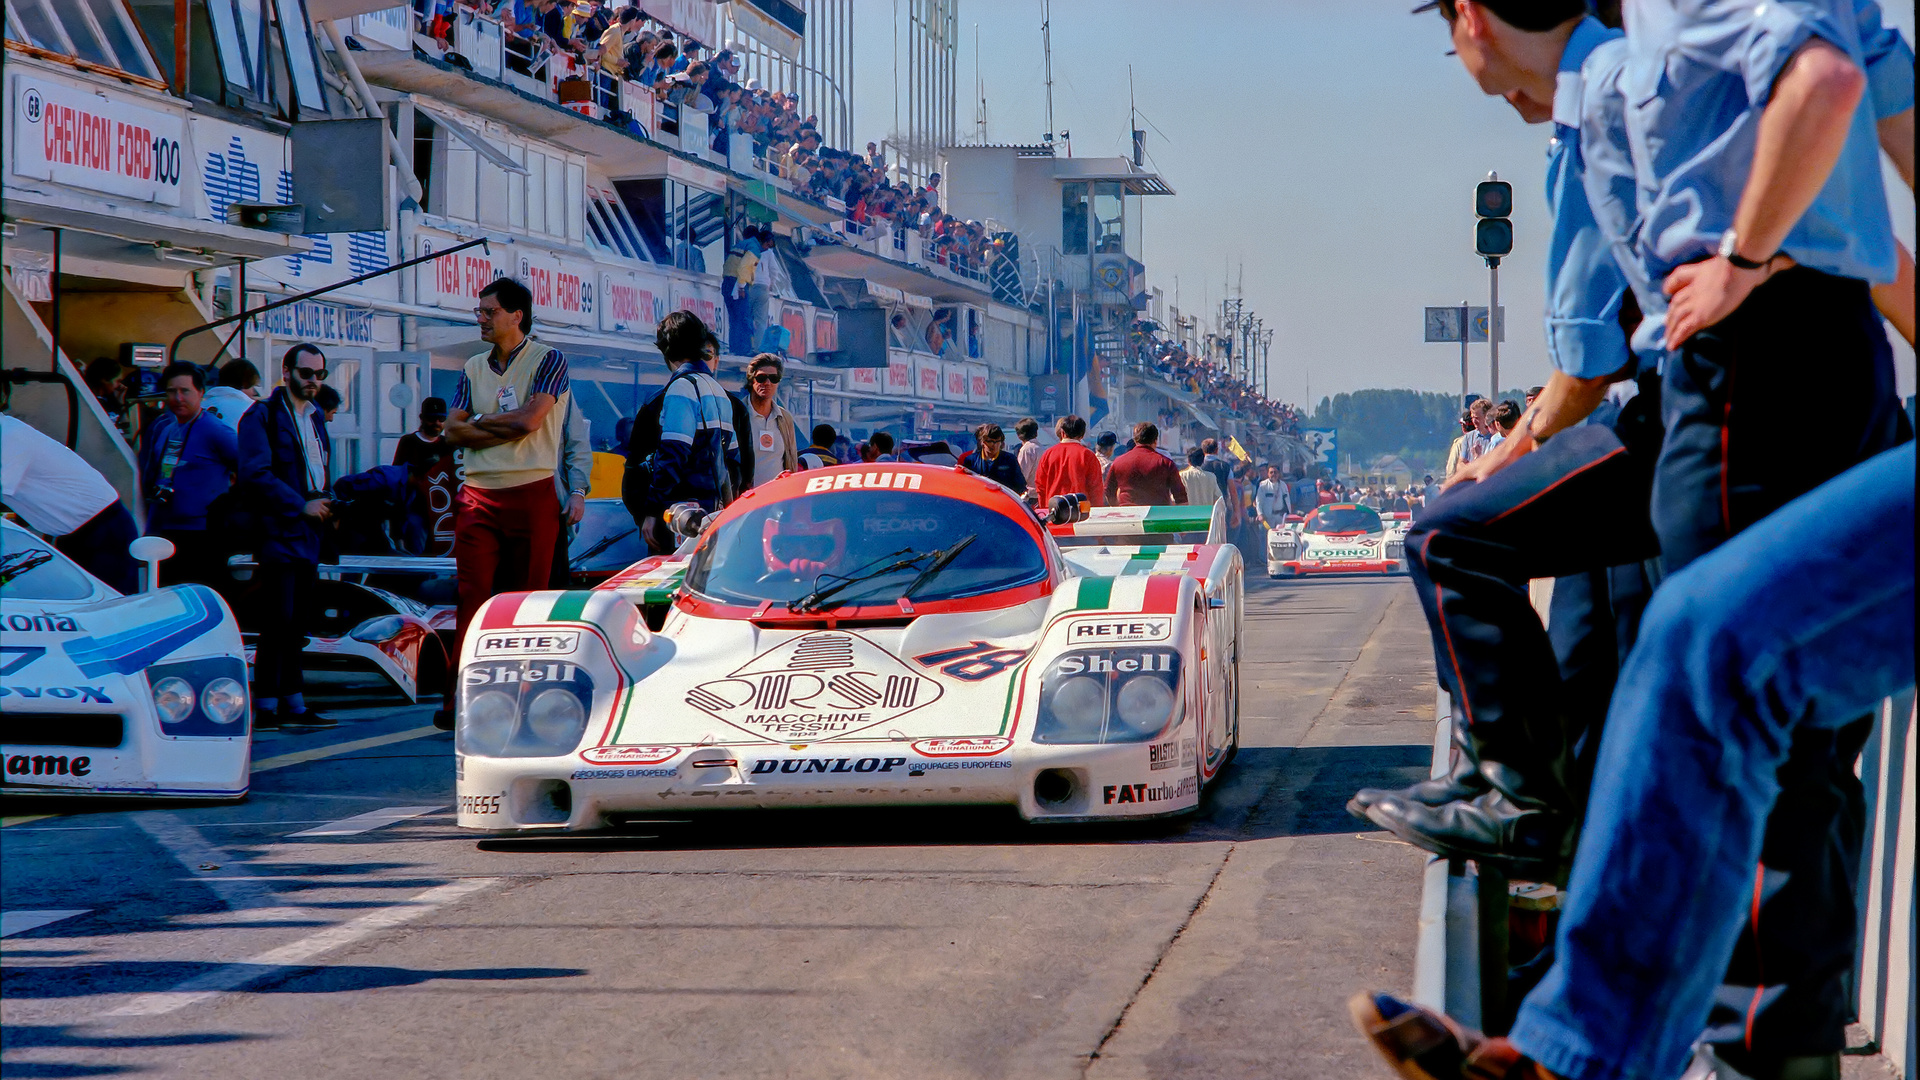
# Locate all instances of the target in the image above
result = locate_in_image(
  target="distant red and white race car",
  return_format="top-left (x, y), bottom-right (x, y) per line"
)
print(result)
top-left (1266, 504), bottom-right (1410, 577)
top-left (453, 468), bottom-right (1244, 833)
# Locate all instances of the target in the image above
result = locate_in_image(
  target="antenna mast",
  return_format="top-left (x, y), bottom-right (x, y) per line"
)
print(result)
top-left (1042, 0), bottom-right (1054, 144)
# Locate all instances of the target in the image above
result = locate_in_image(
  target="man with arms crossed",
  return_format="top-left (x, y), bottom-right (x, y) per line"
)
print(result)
top-left (440, 278), bottom-right (571, 727)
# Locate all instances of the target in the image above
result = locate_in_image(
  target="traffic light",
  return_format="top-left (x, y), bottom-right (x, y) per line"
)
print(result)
top-left (1474, 178), bottom-right (1512, 259)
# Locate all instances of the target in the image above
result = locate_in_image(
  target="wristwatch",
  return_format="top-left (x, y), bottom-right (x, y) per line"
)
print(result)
top-left (1718, 230), bottom-right (1773, 271)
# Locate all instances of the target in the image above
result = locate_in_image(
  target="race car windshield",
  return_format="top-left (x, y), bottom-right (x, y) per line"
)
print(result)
top-left (684, 491), bottom-right (1047, 608)
top-left (1304, 505), bottom-right (1383, 534)
top-left (0, 528), bottom-right (97, 600)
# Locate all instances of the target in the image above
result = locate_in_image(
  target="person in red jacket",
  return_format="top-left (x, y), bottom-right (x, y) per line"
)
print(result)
top-left (1105, 421), bottom-right (1188, 507)
top-left (1031, 414), bottom-right (1105, 507)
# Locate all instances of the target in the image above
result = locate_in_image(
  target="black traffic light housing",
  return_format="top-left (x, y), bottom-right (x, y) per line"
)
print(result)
top-left (1475, 178), bottom-right (1513, 260)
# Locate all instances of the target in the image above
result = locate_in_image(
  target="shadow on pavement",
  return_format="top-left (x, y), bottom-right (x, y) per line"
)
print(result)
top-left (1, 962), bottom-right (583, 1000)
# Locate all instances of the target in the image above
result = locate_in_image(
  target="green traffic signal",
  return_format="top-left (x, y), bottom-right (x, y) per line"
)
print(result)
top-left (1475, 217), bottom-right (1513, 257)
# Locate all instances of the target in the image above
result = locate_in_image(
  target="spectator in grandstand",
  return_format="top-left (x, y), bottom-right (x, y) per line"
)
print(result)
top-left (623, 311), bottom-right (739, 554)
top-left (0, 414), bottom-right (141, 594)
top-left (1031, 415), bottom-right (1103, 508)
top-left (741, 353), bottom-right (798, 487)
top-left (1179, 447), bottom-right (1222, 508)
top-left (796, 423), bottom-right (839, 469)
top-left (1106, 422), bottom-right (1187, 507)
top-left (1013, 417), bottom-right (1043, 482)
top-left (595, 4), bottom-right (640, 75)
top-left (961, 423), bottom-right (1027, 495)
top-left (138, 361), bottom-right (238, 589)
top-left (202, 360), bottom-right (260, 431)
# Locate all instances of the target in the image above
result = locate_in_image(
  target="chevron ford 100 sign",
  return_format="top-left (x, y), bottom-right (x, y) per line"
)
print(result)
top-left (11, 73), bottom-right (185, 205)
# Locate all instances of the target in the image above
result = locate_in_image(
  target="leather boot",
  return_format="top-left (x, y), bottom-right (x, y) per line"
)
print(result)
top-left (1364, 780), bottom-right (1575, 881)
top-left (1349, 706), bottom-right (1489, 820)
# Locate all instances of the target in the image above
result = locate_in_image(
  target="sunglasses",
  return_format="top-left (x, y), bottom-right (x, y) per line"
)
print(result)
top-left (752, 373), bottom-right (781, 384)
top-left (293, 366), bottom-right (328, 380)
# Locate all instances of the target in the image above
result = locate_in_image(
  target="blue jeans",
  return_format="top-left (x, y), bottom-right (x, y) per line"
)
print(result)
top-left (1509, 441), bottom-right (1916, 1080)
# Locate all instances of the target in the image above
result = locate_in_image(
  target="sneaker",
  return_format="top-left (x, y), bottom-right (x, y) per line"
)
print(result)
top-left (252, 708), bottom-right (283, 731)
top-left (1348, 991), bottom-right (1560, 1079)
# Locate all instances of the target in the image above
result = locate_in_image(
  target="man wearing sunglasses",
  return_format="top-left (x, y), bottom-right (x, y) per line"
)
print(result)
top-left (743, 353), bottom-right (797, 487)
top-left (237, 343), bottom-right (336, 728)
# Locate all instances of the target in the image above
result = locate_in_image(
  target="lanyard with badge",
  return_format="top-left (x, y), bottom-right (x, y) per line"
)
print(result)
top-left (493, 339), bottom-right (530, 413)
top-left (153, 416), bottom-right (198, 503)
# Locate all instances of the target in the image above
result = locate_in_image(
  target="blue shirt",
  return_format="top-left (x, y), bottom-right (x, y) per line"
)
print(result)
top-left (1620, 0), bottom-right (1914, 353)
top-left (140, 410), bottom-right (239, 532)
top-left (1545, 17), bottom-right (1640, 380)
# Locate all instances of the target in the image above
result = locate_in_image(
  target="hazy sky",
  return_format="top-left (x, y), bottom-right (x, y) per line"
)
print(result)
top-left (848, 1), bottom-right (1917, 406)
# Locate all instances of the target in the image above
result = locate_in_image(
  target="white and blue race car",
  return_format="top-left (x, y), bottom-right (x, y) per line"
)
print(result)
top-left (1, 520), bottom-right (252, 799)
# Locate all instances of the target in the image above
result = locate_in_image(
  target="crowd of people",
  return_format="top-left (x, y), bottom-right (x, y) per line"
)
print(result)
top-left (1138, 336), bottom-right (1304, 442)
top-left (1347, 1), bottom-right (1915, 1079)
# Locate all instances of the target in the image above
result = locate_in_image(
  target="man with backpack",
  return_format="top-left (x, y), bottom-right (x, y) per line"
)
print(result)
top-left (623, 311), bottom-right (741, 553)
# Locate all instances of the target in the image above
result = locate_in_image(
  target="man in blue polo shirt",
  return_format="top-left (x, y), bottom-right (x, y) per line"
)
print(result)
top-left (140, 361), bottom-right (239, 589)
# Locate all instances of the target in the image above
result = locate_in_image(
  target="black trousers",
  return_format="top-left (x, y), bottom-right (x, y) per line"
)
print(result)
top-left (56, 502), bottom-right (140, 595)
top-left (1407, 267), bottom-right (1904, 1057)
top-left (254, 559), bottom-right (316, 700)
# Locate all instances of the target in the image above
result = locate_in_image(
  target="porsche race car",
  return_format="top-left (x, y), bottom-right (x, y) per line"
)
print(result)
top-left (1, 521), bottom-right (252, 799)
top-left (454, 470), bottom-right (1243, 832)
top-left (1267, 503), bottom-right (1410, 577)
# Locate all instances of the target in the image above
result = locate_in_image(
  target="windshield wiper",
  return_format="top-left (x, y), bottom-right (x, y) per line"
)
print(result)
top-left (787, 547), bottom-right (918, 614)
top-left (899, 534), bottom-right (977, 601)
top-left (0, 549), bottom-right (53, 587)
top-left (571, 526), bottom-right (637, 566)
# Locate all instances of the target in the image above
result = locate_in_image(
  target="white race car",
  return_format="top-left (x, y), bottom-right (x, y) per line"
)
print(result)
top-left (1267, 503), bottom-right (1411, 578)
top-left (0, 521), bottom-right (251, 798)
top-left (454, 469), bottom-right (1243, 832)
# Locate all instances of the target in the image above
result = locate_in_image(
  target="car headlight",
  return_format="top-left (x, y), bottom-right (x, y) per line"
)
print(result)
top-left (201, 677), bottom-right (247, 725)
top-left (1114, 674), bottom-right (1175, 737)
top-left (148, 658), bottom-right (252, 736)
top-left (349, 615), bottom-right (408, 643)
top-left (1034, 650), bottom-right (1182, 744)
top-left (460, 690), bottom-right (519, 757)
top-left (153, 677), bottom-right (195, 724)
top-left (457, 661), bottom-right (596, 757)
top-left (526, 688), bottom-right (587, 746)
top-left (1042, 675), bottom-right (1108, 741)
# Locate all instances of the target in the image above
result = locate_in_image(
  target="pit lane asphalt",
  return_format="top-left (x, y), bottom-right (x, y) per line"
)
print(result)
top-left (1, 574), bottom-right (1438, 1079)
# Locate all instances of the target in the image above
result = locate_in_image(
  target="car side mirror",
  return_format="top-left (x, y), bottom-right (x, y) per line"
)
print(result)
top-left (665, 501), bottom-right (710, 540)
top-left (128, 535), bottom-right (175, 593)
top-left (1048, 493), bottom-right (1090, 525)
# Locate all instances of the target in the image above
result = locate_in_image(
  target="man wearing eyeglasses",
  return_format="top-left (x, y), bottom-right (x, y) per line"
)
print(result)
top-left (441, 278), bottom-right (572, 728)
top-left (743, 353), bottom-right (798, 487)
top-left (236, 343), bottom-right (336, 728)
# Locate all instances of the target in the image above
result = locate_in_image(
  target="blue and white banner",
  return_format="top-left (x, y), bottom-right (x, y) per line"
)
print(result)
top-left (1301, 428), bottom-right (1338, 473)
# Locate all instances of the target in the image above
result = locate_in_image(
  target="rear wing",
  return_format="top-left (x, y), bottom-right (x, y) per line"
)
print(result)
top-left (1048, 500), bottom-right (1227, 546)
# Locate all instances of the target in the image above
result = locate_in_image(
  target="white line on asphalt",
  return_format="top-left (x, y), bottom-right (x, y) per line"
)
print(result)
top-left (250, 725), bottom-right (443, 774)
top-left (134, 814), bottom-right (308, 924)
top-left (2, 910), bottom-right (90, 938)
top-left (289, 806), bottom-right (447, 837)
top-left (103, 877), bottom-right (500, 1019)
